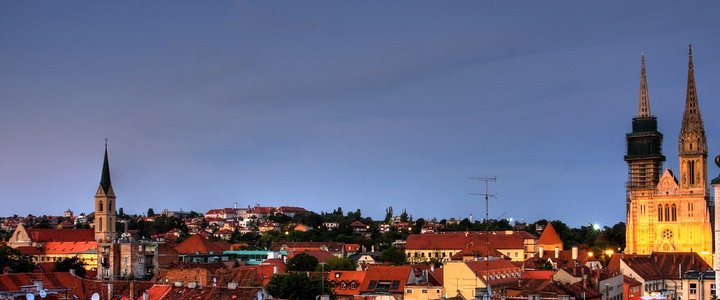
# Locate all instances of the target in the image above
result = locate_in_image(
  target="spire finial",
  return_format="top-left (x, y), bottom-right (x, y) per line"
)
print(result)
top-left (637, 51), bottom-right (651, 118)
top-left (100, 140), bottom-right (112, 193)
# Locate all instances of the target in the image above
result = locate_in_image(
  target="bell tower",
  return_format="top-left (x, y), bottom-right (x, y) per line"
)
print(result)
top-left (95, 142), bottom-right (117, 242)
top-left (678, 45), bottom-right (708, 195)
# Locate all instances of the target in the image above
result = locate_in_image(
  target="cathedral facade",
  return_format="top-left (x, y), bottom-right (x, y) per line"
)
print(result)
top-left (625, 47), bottom-right (713, 265)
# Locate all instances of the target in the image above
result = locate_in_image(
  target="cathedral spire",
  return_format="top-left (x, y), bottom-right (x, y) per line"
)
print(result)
top-left (100, 141), bottom-right (112, 193)
top-left (679, 44), bottom-right (707, 155)
top-left (637, 51), bottom-right (651, 118)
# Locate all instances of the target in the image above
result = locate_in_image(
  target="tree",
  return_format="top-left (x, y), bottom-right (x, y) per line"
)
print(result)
top-left (0, 245), bottom-right (36, 273)
top-left (53, 256), bottom-right (86, 277)
top-left (266, 273), bottom-right (328, 300)
top-left (380, 247), bottom-right (406, 265)
top-left (320, 257), bottom-right (356, 271)
top-left (384, 206), bottom-right (394, 223)
top-left (400, 209), bottom-right (409, 222)
top-left (147, 208), bottom-right (156, 217)
top-left (413, 218), bottom-right (426, 234)
top-left (118, 207), bottom-right (125, 217)
top-left (286, 252), bottom-right (319, 272)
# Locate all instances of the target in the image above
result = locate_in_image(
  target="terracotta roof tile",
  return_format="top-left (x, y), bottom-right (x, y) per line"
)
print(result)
top-left (174, 234), bottom-right (231, 255)
top-left (537, 223), bottom-right (563, 247)
top-left (358, 265), bottom-right (413, 294)
top-left (406, 232), bottom-right (526, 250)
top-left (27, 228), bottom-right (94, 242)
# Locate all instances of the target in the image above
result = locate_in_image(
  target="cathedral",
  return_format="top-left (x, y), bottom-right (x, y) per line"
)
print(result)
top-left (624, 46), bottom-right (713, 265)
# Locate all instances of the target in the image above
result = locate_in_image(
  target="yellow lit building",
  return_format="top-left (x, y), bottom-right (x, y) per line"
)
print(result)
top-left (625, 48), bottom-right (713, 265)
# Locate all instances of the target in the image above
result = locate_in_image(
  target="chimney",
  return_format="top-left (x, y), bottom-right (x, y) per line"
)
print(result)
top-left (273, 266), bottom-right (278, 274)
top-left (371, 245), bottom-right (375, 253)
top-left (539, 246), bottom-right (544, 257)
top-left (554, 247), bottom-right (559, 259)
top-left (572, 247), bottom-right (578, 260)
top-left (431, 264), bottom-right (435, 272)
top-left (69, 269), bottom-right (76, 277)
top-left (143, 291), bottom-right (149, 300)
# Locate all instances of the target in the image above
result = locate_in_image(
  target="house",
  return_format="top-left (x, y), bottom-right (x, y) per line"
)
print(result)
top-left (275, 206), bottom-right (307, 217)
top-left (623, 275), bottom-right (643, 300)
top-left (405, 231), bottom-right (535, 263)
top-left (350, 221), bottom-right (370, 235)
top-left (524, 246), bottom-right (600, 270)
top-left (204, 208), bottom-right (237, 220)
top-left (135, 284), bottom-right (272, 300)
top-left (17, 241), bottom-right (99, 271)
top-left (442, 259), bottom-right (523, 299)
top-left (328, 270), bottom-right (366, 299)
top-left (607, 252), bottom-right (711, 299)
top-left (358, 266), bottom-right (416, 299)
top-left (8, 224), bottom-right (94, 248)
top-left (677, 269), bottom-right (715, 300)
top-left (271, 242), bottom-right (346, 257)
top-left (536, 222), bottom-right (563, 253)
top-left (175, 234), bottom-right (232, 263)
top-left (323, 222), bottom-right (340, 231)
top-left (258, 221), bottom-right (280, 233)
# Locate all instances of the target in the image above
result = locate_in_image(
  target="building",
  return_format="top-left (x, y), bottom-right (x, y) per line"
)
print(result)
top-left (625, 48), bottom-right (713, 265)
top-left (95, 144), bottom-right (172, 280)
top-left (442, 259), bottom-right (522, 299)
top-left (405, 231), bottom-right (536, 263)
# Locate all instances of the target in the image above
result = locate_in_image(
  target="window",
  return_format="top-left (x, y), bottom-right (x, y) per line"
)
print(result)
top-left (368, 280), bottom-right (377, 289)
top-left (350, 282), bottom-right (357, 290)
top-left (422, 289), bottom-right (428, 293)
top-left (688, 161), bottom-right (696, 185)
top-left (671, 204), bottom-right (677, 221)
top-left (658, 205), bottom-right (663, 221)
top-left (99, 218), bottom-right (102, 231)
top-left (664, 204), bottom-right (669, 222)
top-left (711, 283), bottom-right (716, 295)
top-left (690, 283), bottom-right (697, 294)
top-left (407, 289), bottom-right (412, 293)
top-left (99, 200), bottom-right (104, 212)
top-left (391, 280), bottom-right (400, 290)
top-left (341, 282), bottom-right (347, 290)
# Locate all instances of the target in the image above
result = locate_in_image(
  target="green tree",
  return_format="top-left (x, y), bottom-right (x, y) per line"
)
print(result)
top-left (0, 245), bottom-right (36, 273)
top-left (118, 207), bottom-right (125, 217)
top-left (287, 252), bottom-right (319, 272)
top-left (320, 257), bottom-right (356, 271)
top-left (413, 218), bottom-right (426, 234)
top-left (384, 206), bottom-right (394, 223)
top-left (400, 209), bottom-right (409, 222)
top-left (53, 256), bottom-right (87, 277)
top-left (380, 247), bottom-right (406, 265)
top-left (147, 208), bottom-right (156, 217)
top-left (265, 273), bottom-right (328, 300)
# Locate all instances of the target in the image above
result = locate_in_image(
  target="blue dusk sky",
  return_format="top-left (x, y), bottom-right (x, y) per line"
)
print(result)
top-left (1, 1), bottom-right (719, 227)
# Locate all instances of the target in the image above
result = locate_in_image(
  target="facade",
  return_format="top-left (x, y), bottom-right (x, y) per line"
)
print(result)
top-left (625, 48), bottom-right (713, 265)
top-left (405, 231), bottom-right (535, 263)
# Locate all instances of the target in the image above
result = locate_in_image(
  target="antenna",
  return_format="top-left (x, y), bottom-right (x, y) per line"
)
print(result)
top-left (468, 176), bottom-right (497, 300)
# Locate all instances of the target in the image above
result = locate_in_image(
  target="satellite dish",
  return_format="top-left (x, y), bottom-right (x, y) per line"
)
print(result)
top-left (26, 294), bottom-right (35, 300)
top-left (91, 293), bottom-right (100, 300)
top-left (39, 290), bottom-right (47, 298)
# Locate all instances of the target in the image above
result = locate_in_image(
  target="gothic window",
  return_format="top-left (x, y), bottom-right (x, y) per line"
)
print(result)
top-left (688, 161), bottom-right (696, 185)
top-left (99, 218), bottom-right (103, 231)
top-left (664, 204), bottom-right (670, 221)
top-left (99, 200), bottom-right (104, 212)
top-left (109, 201), bottom-right (112, 212)
top-left (658, 205), bottom-right (663, 221)
top-left (671, 204), bottom-right (677, 221)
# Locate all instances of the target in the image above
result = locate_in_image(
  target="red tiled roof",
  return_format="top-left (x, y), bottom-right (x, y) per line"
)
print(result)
top-left (139, 284), bottom-right (172, 300)
top-left (537, 223), bottom-right (563, 247)
top-left (359, 265), bottom-right (413, 294)
top-left (406, 232), bottom-right (525, 250)
top-left (328, 270), bottom-right (366, 296)
top-left (619, 252), bottom-right (710, 280)
top-left (270, 242), bottom-right (344, 253)
top-left (464, 260), bottom-right (522, 285)
top-left (16, 246), bottom-right (44, 255)
top-left (522, 270), bottom-right (555, 279)
top-left (174, 234), bottom-right (231, 255)
top-left (27, 228), bottom-right (94, 242)
top-left (44, 241), bottom-right (97, 255)
top-left (276, 206), bottom-right (307, 213)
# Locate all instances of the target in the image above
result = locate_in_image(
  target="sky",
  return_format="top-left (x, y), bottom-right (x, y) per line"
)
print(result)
top-left (1, 1), bottom-right (720, 227)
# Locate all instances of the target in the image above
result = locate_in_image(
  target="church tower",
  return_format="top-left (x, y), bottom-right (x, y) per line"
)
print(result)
top-left (678, 45), bottom-right (708, 195)
top-left (625, 46), bottom-right (713, 265)
top-left (625, 52), bottom-right (665, 255)
top-left (95, 143), bottom-right (117, 242)
top-left (625, 52), bottom-right (666, 190)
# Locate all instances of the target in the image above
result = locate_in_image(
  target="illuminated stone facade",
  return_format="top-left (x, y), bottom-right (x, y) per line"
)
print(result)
top-left (625, 48), bottom-right (713, 265)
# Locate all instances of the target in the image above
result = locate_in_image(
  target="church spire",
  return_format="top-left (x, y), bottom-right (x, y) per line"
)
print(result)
top-left (100, 141), bottom-right (112, 193)
top-left (637, 51), bottom-right (651, 118)
top-left (679, 44), bottom-right (707, 155)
